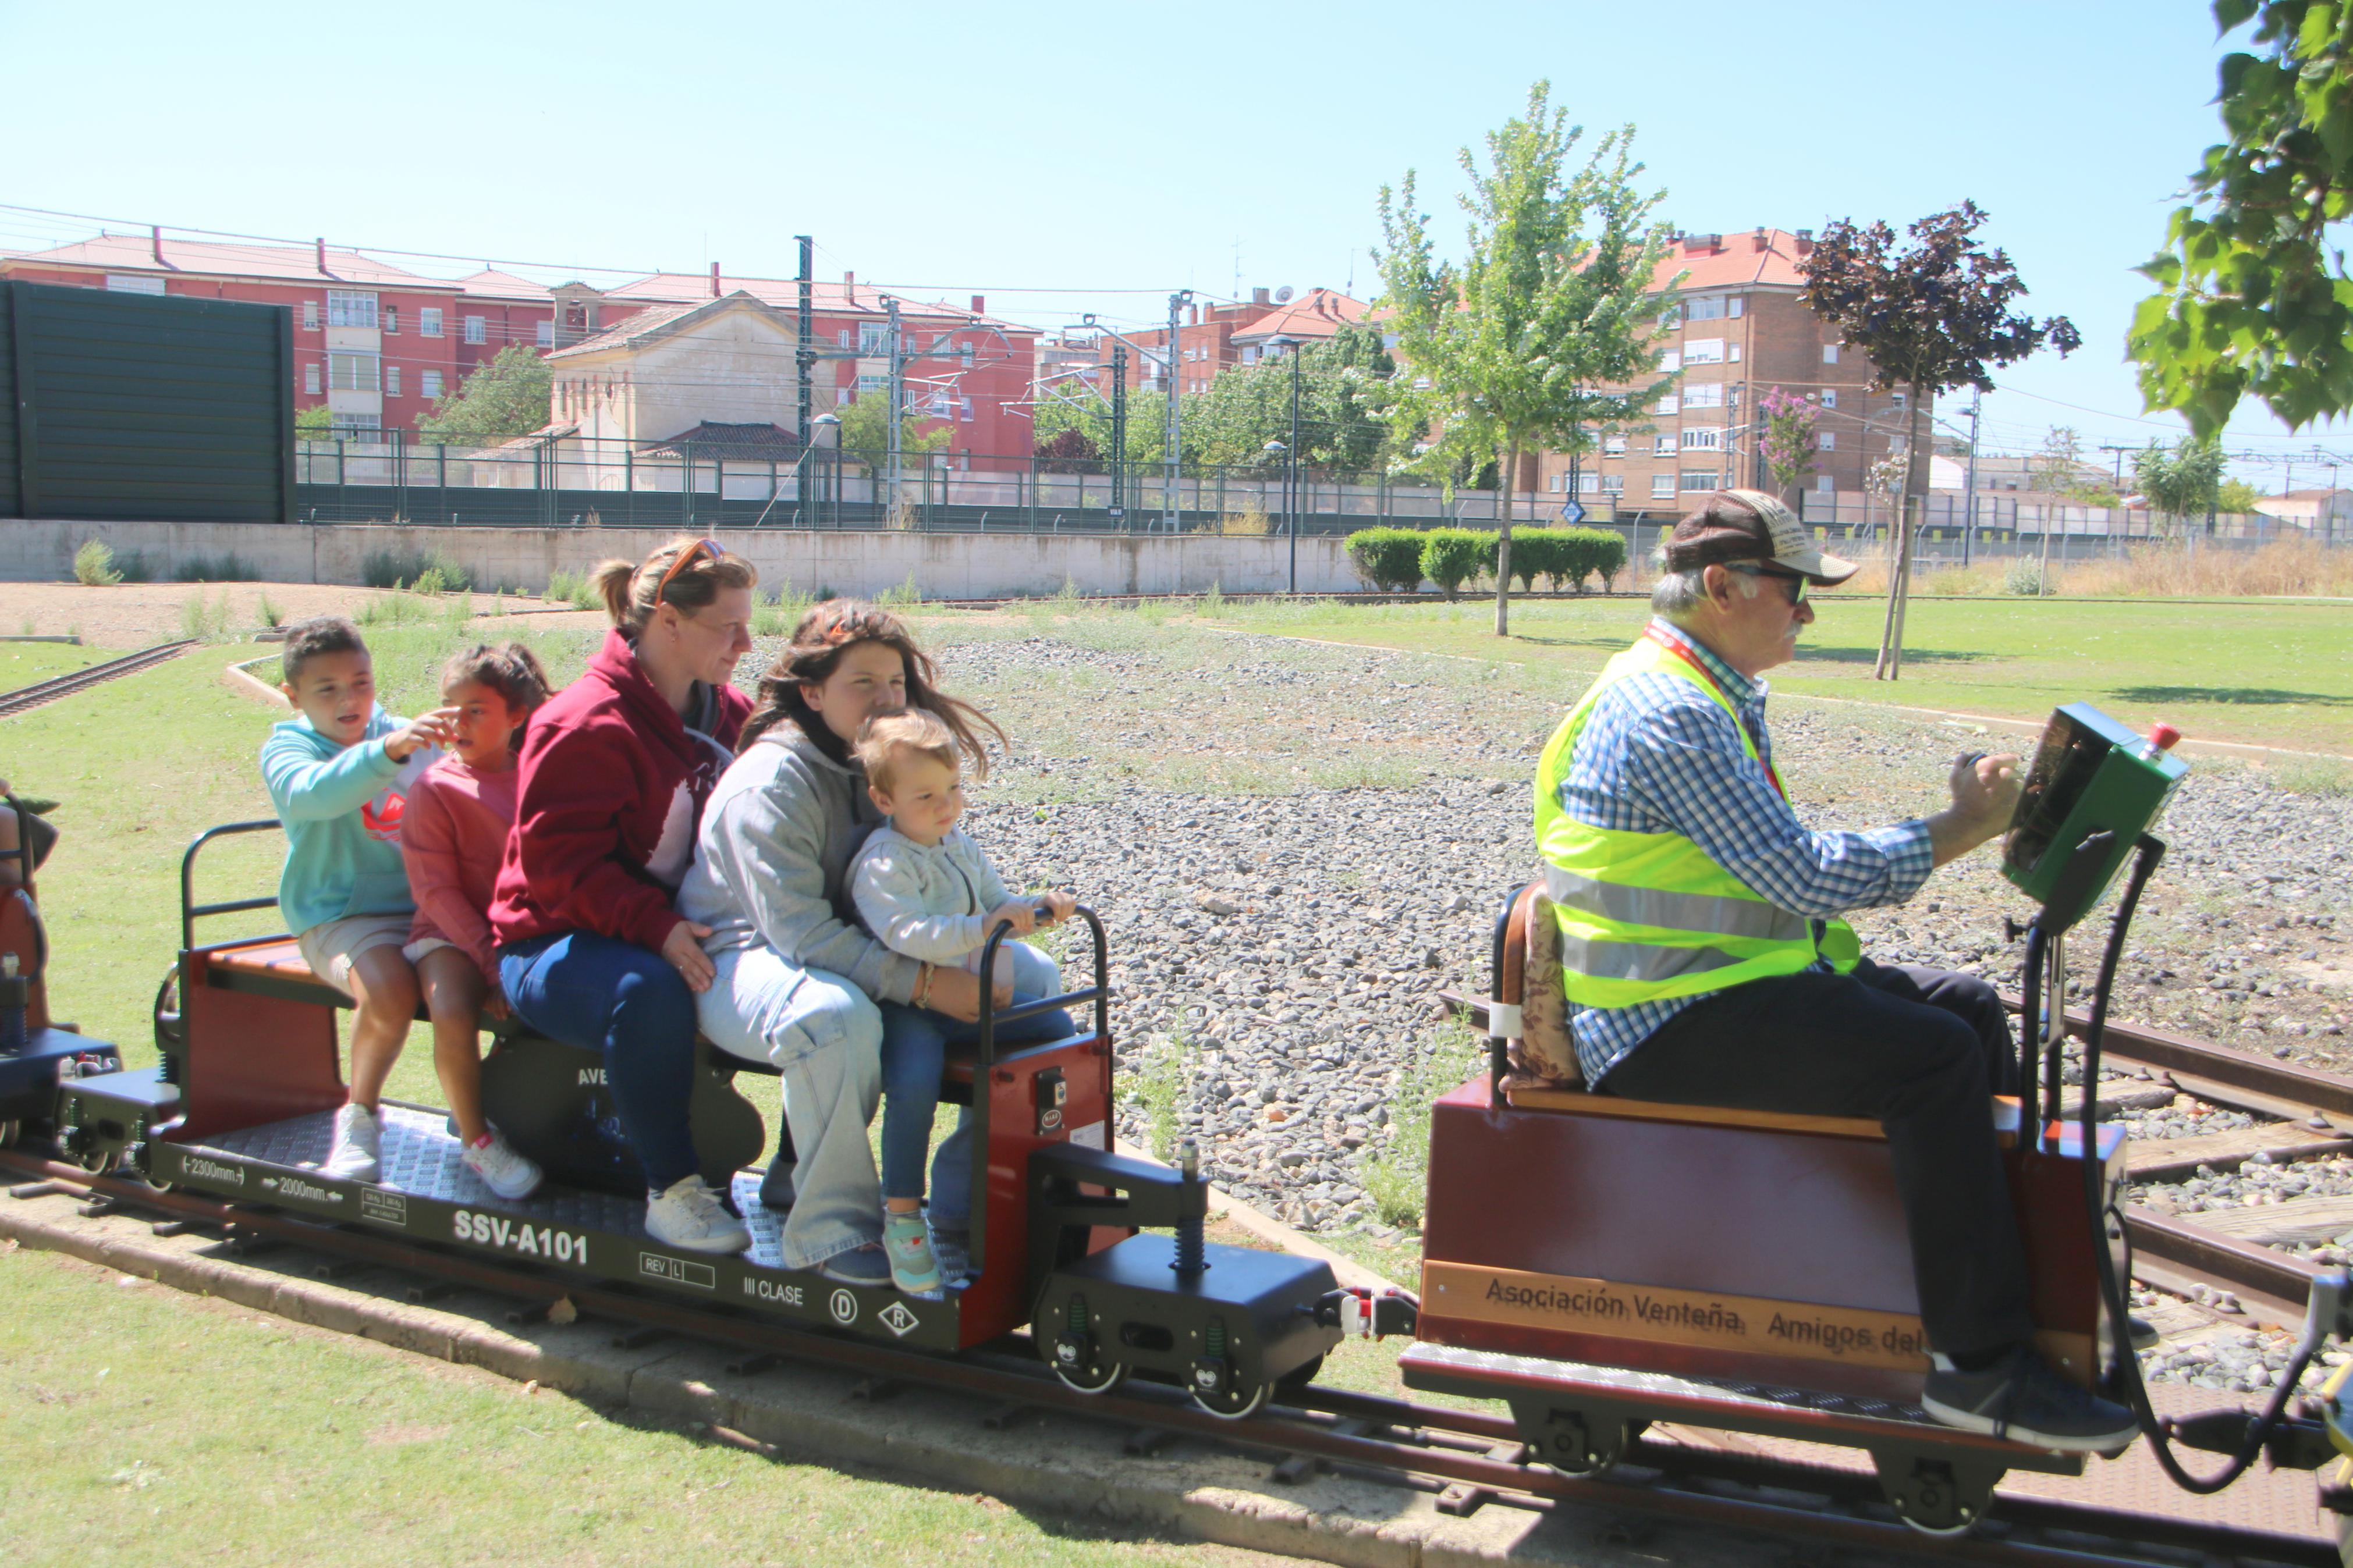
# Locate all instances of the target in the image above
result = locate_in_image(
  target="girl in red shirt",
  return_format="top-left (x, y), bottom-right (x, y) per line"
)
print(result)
top-left (402, 642), bottom-right (551, 1200)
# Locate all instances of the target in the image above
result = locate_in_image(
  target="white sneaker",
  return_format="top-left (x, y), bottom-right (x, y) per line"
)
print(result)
top-left (462, 1129), bottom-right (544, 1201)
top-left (644, 1175), bottom-right (751, 1254)
top-left (323, 1103), bottom-right (381, 1182)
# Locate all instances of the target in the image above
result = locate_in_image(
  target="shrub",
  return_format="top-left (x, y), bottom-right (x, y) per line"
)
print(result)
top-left (257, 590), bottom-right (284, 628)
top-left (1223, 502), bottom-right (1273, 536)
top-left (178, 591), bottom-right (233, 640)
top-left (1496, 529), bottom-right (1558, 591)
top-left (73, 540), bottom-right (123, 586)
top-left (543, 567), bottom-right (598, 609)
top-left (175, 553), bottom-right (258, 582)
top-left (2004, 556), bottom-right (2054, 596)
top-left (1419, 528), bottom-right (1493, 599)
top-left (113, 549), bottom-right (154, 584)
top-left (363, 549), bottom-right (471, 593)
top-left (1346, 528), bottom-right (1427, 593)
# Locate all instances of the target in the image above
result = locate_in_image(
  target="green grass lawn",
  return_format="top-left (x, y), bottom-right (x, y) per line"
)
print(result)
top-left (1198, 593), bottom-right (2353, 755)
top-left (0, 1245), bottom-right (1279, 1568)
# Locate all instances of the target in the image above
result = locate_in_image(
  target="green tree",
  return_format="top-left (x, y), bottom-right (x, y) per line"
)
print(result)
top-left (2130, 1), bottom-right (2353, 434)
top-left (1801, 204), bottom-right (2079, 678)
top-left (2217, 477), bottom-right (2266, 512)
top-left (2132, 435), bottom-right (2228, 534)
top-left (1182, 324), bottom-right (1396, 474)
top-left (295, 403), bottom-right (333, 440)
top-left (418, 345), bottom-right (554, 445)
top-left (1376, 81), bottom-right (1674, 635)
top-left (1034, 380), bottom-right (1168, 467)
top-left (836, 388), bottom-right (951, 469)
top-left (1757, 386), bottom-right (1820, 500)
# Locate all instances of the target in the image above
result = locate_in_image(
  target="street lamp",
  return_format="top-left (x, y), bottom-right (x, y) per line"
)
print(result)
top-left (811, 411), bottom-right (841, 529)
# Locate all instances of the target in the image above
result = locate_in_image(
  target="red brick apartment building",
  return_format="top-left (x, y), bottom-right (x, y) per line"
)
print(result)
top-left (1534, 227), bottom-right (1925, 520)
top-left (1, 239), bottom-right (1037, 459)
top-left (1087, 286), bottom-right (1369, 396)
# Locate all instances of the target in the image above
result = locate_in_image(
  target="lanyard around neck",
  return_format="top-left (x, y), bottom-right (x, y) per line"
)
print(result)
top-left (1641, 625), bottom-right (1787, 801)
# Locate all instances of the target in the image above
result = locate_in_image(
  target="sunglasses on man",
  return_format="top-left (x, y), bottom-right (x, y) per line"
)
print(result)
top-left (1728, 563), bottom-right (1809, 605)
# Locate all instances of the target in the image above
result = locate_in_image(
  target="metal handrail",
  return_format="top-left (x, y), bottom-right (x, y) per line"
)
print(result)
top-left (975, 905), bottom-right (1109, 1072)
top-left (179, 819), bottom-right (286, 954)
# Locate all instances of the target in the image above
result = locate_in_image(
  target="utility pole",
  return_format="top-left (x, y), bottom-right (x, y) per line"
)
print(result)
top-left (1109, 344), bottom-right (1128, 525)
top-left (1286, 342), bottom-right (1302, 595)
top-left (795, 235), bottom-right (814, 449)
top-left (2099, 443), bottom-right (2130, 490)
top-left (1164, 290), bottom-right (1190, 532)
top-left (886, 297), bottom-right (903, 525)
top-left (1961, 386), bottom-right (1982, 566)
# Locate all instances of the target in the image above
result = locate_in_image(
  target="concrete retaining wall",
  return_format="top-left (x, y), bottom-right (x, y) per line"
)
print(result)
top-left (0, 518), bottom-right (1358, 599)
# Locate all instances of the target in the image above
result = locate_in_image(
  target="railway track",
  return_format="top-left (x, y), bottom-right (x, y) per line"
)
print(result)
top-left (0, 641), bottom-right (197, 719)
top-left (1, 1147), bottom-right (2336, 1567)
top-left (1443, 987), bottom-right (2353, 1340)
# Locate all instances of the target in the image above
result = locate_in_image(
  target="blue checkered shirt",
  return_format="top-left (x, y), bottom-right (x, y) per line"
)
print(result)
top-left (1556, 619), bottom-right (1935, 1086)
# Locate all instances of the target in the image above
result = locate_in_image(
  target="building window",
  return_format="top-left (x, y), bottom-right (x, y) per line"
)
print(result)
top-left (328, 351), bottom-right (379, 392)
top-left (421, 370), bottom-right (444, 400)
top-left (1603, 433), bottom-right (1627, 456)
top-left (1685, 339), bottom-right (1724, 365)
top-left (1729, 342), bottom-right (1741, 362)
top-left (1578, 471), bottom-right (1599, 495)
top-left (326, 290), bottom-right (378, 329)
top-left (1823, 343), bottom-right (1840, 364)
top-left (1600, 473), bottom-right (1625, 496)
top-left (1681, 428), bottom-right (1723, 451)
top-left (960, 345), bottom-right (975, 369)
top-left (1686, 296), bottom-right (1726, 322)
top-left (463, 315), bottom-right (486, 344)
top-left (1729, 297), bottom-right (1744, 319)
top-left (303, 300), bottom-right (321, 330)
top-left (1653, 434), bottom-right (1677, 456)
top-left (1682, 382), bottom-right (1724, 409)
top-left (1819, 432), bottom-right (1836, 450)
top-left (384, 365), bottom-right (402, 397)
top-left (1659, 303), bottom-right (1681, 328)
top-left (1548, 473), bottom-right (1564, 493)
top-left (331, 413), bottom-right (380, 438)
top-left (1658, 350), bottom-right (1681, 373)
top-left (1650, 474), bottom-right (1677, 499)
top-left (304, 362), bottom-right (322, 396)
top-left (383, 307), bottom-right (399, 334)
top-left (535, 320), bottom-right (554, 348)
top-left (420, 308), bottom-right (443, 337)
top-left (1817, 474), bottom-right (1834, 492)
top-left (858, 374), bottom-right (888, 394)
top-left (1889, 435), bottom-right (1907, 451)
top-left (105, 273), bottom-right (166, 295)
top-left (1820, 390), bottom-right (1837, 408)
top-left (859, 322), bottom-right (888, 355)
top-left (1890, 392), bottom-right (1907, 411)
top-left (1681, 471), bottom-right (1721, 492)
top-left (959, 396), bottom-right (974, 423)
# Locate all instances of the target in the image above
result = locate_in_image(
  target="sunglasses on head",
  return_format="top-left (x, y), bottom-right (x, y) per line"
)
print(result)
top-left (1728, 563), bottom-right (1808, 605)
top-left (654, 537), bottom-right (727, 602)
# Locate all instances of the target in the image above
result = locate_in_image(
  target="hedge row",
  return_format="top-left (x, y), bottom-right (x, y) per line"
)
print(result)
top-left (1344, 526), bottom-right (1628, 598)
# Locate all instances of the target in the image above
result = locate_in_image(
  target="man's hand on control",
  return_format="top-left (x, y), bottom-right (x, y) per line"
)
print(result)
top-left (1927, 751), bottom-right (2022, 867)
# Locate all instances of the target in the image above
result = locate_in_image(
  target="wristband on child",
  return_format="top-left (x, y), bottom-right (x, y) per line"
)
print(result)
top-left (913, 962), bottom-right (934, 1010)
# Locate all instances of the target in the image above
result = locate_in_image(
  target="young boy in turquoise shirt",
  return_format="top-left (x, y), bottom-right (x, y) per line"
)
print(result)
top-left (261, 616), bottom-right (454, 1182)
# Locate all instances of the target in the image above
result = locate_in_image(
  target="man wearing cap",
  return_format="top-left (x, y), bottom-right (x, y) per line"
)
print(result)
top-left (1529, 489), bottom-right (2136, 1452)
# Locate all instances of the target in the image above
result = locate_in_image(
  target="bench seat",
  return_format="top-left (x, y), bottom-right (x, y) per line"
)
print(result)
top-left (1502, 1081), bottom-right (1887, 1142)
top-left (196, 936), bottom-right (976, 1088)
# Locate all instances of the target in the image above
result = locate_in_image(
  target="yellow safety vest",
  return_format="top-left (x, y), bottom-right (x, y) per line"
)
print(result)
top-left (1534, 628), bottom-right (1860, 1010)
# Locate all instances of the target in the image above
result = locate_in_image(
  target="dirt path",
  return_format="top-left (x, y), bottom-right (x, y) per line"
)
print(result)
top-left (0, 583), bottom-right (566, 648)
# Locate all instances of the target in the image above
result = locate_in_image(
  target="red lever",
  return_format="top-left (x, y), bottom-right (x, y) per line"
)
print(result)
top-left (2148, 722), bottom-right (2181, 752)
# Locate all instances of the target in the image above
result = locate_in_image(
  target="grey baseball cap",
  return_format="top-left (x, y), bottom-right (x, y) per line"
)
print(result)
top-left (1662, 489), bottom-right (1859, 585)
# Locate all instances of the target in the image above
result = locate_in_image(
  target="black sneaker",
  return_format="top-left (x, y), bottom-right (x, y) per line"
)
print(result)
top-left (2127, 1315), bottom-right (2160, 1352)
top-left (1921, 1347), bottom-right (2139, 1453)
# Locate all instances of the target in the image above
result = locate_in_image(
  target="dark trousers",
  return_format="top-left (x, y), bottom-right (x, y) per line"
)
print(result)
top-left (1600, 958), bottom-right (2035, 1359)
top-left (499, 930), bottom-right (700, 1193)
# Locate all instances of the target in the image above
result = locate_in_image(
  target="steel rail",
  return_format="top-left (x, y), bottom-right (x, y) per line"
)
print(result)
top-left (0, 640), bottom-right (197, 719)
top-left (1, 1150), bottom-right (2333, 1568)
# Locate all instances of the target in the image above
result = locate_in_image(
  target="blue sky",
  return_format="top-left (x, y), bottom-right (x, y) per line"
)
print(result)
top-left (5, 0), bottom-right (2345, 485)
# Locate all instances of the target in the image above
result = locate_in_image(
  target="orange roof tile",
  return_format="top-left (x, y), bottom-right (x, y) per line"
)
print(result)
top-left (1, 233), bottom-right (446, 289)
top-left (601, 272), bottom-right (1025, 333)
top-left (455, 267), bottom-right (551, 301)
top-left (1229, 287), bottom-right (1368, 344)
top-left (1649, 229), bottom-right (1813, 293)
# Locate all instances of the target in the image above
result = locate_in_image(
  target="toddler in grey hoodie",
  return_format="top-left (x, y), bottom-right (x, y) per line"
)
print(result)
top-left (849, 709), bottom-right (1077, 1291)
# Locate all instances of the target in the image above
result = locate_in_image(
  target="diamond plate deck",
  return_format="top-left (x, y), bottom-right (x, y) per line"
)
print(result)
top-left (190, 1105), bottom-right (801, 1271)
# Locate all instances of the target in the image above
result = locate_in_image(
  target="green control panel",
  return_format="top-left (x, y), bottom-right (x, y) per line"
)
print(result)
top-left (2001, 703), bottom-right (2188, 933)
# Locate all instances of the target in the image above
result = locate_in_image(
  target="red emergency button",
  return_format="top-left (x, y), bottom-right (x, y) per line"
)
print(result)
top-left (2148, 723), bottom-right (2181, 752)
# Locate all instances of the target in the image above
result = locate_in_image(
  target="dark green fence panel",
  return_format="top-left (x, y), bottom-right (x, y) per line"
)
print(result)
top-left (1, 282), bottom-right (292, 523)
top-left (0, 285), bottom-right (17, 518)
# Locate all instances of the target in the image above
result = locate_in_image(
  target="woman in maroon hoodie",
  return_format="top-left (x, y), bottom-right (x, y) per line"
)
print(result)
top-left (491, 536), bottom-right (757, 1253)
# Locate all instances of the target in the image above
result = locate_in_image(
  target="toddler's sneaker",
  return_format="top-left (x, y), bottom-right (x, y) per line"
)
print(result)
top-left (931, 1224), bottom-right (971, 1285)
top-left (883, 1211), bottom-right (942, 1294)
top-left (322, 1103), bottom-right (382, 1182)
top-left (644, 1175), bottom-right (751, 1254)
top-left (462, 1129), bottom-right (544, 1201)
top-left (819, 1243), bottom-right (892, 1286)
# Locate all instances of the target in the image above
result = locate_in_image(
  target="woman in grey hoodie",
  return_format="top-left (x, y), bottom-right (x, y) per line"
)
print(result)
top-left (677, 601), bottom-right (1009, 1285)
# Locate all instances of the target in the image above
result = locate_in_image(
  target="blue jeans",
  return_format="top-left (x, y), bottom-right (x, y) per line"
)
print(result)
top-left (499, 930), bottom-right (700, 1193)
top-left (878, 941), bottom-right (1073, 1229)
